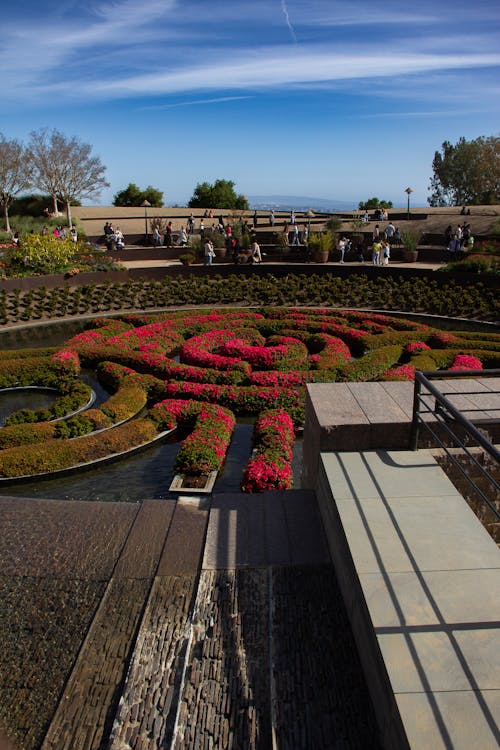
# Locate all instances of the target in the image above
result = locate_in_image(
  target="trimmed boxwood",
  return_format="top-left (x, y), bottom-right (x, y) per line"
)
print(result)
top-left (1, 306), bottom-right (498, 481)
top-left (0, 422), bottom-right (57, 449)
top-left (100, 385), bottom-right (148, 423)
top-left (0, 418), bottom-right (158, 478)
top-left (337, 345), bottom-right (404, 381)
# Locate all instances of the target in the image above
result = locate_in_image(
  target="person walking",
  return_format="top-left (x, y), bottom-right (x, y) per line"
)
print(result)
top-left (164, 221), bottom-right (173, 247)
top-left (152, 227), bottom-right (162, 246)
top-left (204, 239), bottom-right (215, 266)
top-left (251, 240), bottom-right (262, 263)
top-left (338, 236), bottom-right (347, 262)
top-left (382, 240), bottom-right (390, 265)
top-left (372, 238), bottom-right (382, 265)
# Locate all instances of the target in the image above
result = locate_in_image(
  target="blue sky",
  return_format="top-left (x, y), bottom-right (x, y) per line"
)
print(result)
top-left (1, 0), bottom-right (499, 208)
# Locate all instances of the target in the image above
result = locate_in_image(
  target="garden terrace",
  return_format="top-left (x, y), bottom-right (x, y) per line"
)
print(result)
top-left (0, 308), bottom-right (498, 481)
top-left (0, 303), bottom-right (499, 750)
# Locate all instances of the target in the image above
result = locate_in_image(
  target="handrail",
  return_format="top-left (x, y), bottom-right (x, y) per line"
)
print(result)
top-left (410, 369), bottom-right (500, 521)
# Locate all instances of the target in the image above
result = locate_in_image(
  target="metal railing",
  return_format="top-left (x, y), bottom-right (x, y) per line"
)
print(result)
top-left (410, 369), bottom-right (500, 521)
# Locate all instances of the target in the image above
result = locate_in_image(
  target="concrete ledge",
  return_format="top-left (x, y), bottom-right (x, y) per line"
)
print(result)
top-left (302, 380), bottom-right (500, 488)
top-left (316, 449), bottom-right (500, 750)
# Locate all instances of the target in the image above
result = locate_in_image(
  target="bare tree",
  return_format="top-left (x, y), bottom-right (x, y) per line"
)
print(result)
top-left (26, 128), bottom-right (63, 215)
top-left (28, 128), bottom-right (110, 226)
top-left (0, 134), bottom-right (32, 233)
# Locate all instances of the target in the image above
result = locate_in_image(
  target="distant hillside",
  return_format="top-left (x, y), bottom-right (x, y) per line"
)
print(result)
top-left (248, 195), bottom-right (355, 213)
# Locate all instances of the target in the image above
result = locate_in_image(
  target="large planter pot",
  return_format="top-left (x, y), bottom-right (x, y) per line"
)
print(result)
top-left (313, 250), bottom-right (330, 263)
top-left (214, 246), bottom-right (227, 259)
top-left (402, 250), bottom-right (419, 263)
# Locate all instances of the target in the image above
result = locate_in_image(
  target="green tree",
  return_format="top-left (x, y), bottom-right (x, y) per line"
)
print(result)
top-left (428, 136), bottom-right (499, 206)
top-left (0, 134), bottom-right (32, 232)
top-left (358, 197), bottom-right (393, 210)
top-left (113, 183), bottom-right (163, 207)
top-left (188, 179), bottom-right (248, 210)
top-left (11, 193), bottom-right (81, 218)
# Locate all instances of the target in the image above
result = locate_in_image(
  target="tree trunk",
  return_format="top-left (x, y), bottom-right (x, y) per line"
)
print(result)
top-left (65, 200), bottom-right (72, 228)
top-left (52, 194), bottom-right (59, 215)
top-left (3, 204), bottom-right (10, 234)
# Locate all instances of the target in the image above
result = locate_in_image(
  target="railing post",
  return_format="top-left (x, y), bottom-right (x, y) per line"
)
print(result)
top-left (409, 374), bottom-right (422, 450)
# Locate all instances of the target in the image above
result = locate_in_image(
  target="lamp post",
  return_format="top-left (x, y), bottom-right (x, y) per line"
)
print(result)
top-left (141, 200), bottom-right (151, 244)
top-left (405, 187), bottom-right (413, 222)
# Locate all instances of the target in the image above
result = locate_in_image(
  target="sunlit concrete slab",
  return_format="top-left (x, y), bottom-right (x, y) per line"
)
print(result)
top-left (315, 448), bottom-right (500, 750)
top-left (302, 379), bottom-right (500, 488)
top-left (321, 449), bottom-right (458, 499)
top-left (396, 690), bottom-right (500, 750)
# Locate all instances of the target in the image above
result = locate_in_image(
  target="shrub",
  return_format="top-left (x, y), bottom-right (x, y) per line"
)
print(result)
top-left (241, 409), bottom-right (295, 493)
top-left (149, 400), bottom-right (236, 476)
top-left (5, 234), bottom-right (76, 275)
top-left (100, 385), bottom-right (148, 422)
top-left (337, 345), bottom-right (404, 381)
top-left (0, 418), bottom-right (158, 478)
top-left (0, 422), bottom-right (56, 449)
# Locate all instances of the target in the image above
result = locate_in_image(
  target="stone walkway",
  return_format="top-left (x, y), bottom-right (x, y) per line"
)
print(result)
top-left (0, 491), bottom-right (382, 750)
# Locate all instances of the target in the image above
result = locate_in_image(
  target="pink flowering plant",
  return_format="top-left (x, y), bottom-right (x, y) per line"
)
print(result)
top-left (405, 341), bottom-right (431, 354)
top-left (2, 306), bottom-right (499, 481)
top-left (383, 364), bottom-right (416, 381)
top-left (149, 399), bottom-right (236, 475)
top-left (51, 348), bottom-right (81, 376)
top-left (449, 354), bottom-right (483, 371)
top-left (241, 409), bottom-right (295, 493)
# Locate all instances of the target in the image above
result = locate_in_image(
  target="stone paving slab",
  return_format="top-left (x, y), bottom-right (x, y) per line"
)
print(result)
top-left (114, 498), bottom-right (176, 579)
top-left (174, 568), bottom-right (271, 750)
top-left (316, 449), bottom-right (500, 750)
top-left (108, 497), bottom-right (209, 748)
top-left (272, 565), bottom-right (381, 749)
top-left (0, 497), bottom-right (138, 579)
top-left (203, 490), bottom-right (329, 569)
top-left (335, 493), bottom-right (500, 574)
top-left (157, 496), bottom-right (210, 576)
top-left (41, 578), bottom-right (151, 750)
top-left (439, 378), bottom-right (500, 420)
top-left (378, 629), bottom-right (500, 693)
top-left (321, 449), bottom-right (459, 500)
top-left (41, 497), bottom-right (176, 750)
top-left (0, 577), bottom-right (105, 750)
top-left (395, 690), bottom-right (500, 750)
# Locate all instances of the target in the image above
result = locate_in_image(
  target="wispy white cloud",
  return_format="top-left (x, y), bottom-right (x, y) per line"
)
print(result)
top-left (76, 48), bottom-right (500, 98)
top-left (0, 0), bottom-right (499, 112)
top-left (138, 95), bottom-right (253, 111)
top-left (281, 1), bottom-right (298, 43)
top-left (355, 109), bottom-right (494, 118)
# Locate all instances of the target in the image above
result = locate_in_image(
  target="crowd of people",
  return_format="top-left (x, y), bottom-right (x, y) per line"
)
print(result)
top-left (103, 222), bottom-right (125, 250)
top-left (97, 210), bottom-right (476, 267)
top-left (444, 222), bottom-right (474, 260)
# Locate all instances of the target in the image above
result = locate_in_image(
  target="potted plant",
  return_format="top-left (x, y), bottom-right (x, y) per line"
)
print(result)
top-left (179, 252), bottom-right (195, 266)
top-left (401, 230), bottom-right (421, 263)
top-left (308, 232), bottom-right (333, 263)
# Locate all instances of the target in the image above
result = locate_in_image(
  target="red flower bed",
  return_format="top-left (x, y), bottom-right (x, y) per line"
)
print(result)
top-left (149, 399), bottom-right (236, 475)
top-left (449, 354), bottom-right (483, 371)
top-left (241, 409), bottom-right (295, 493)
top-left (4, 307), bottom-right (499, 486)
top-left (383, 364), bottom-right (416, 381)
